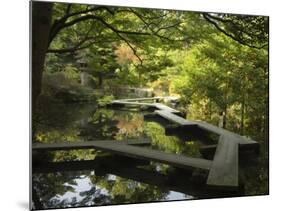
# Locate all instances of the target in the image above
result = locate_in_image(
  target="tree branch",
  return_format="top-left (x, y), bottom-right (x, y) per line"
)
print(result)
top-left (47, 41), bottom-right (94, 53)
top-left (116, 34), bottom-right (143, 65)
top-left (116, 9), bottom-right (188, 42)
top-left (65, 4), bottom-right (72, 16)
top-left (48, 8), bottom-right (190, 61)
top-left (203, 13), bottom-right (267, 49)
top-left (204, 14), bottom-right (259, 41)
top-left (49, 6), bottom-right (188, 50)
top-left (61, 14), bottom-right (151, 36)
top-left (48, 22), bottom-right (96, 54)
top-left (49, 6), bottom-right (114, 45)
top-left (62, 5), bottom-right (114, 19)
top-left (47, 37), bottom-right (118, 54)
top-left (49, 13), bottom-right (146, 62)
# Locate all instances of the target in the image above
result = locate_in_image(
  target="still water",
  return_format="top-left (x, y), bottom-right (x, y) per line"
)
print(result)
top-left (32, 102), bottom-right (268, 209)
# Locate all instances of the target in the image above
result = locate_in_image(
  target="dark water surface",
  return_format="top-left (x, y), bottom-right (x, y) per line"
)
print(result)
top-left (32, 103), bottom-right (268, 209)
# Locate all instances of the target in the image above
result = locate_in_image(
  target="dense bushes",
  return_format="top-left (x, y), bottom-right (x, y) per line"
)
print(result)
top-left (40, 72), bottom-right (97, 103)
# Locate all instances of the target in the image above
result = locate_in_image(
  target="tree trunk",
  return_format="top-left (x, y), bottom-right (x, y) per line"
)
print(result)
top-left (138, 72), bottom-right (142, 87)
top-left (223, 107), bottom-right (227, 128)
top-left (98, 74), bottom-right (103, 87)
top-left (219, 109), bottom-right (227, 129)
top-left (32, 2), bottom-right (53, 112)
top-left (241, 90), bottom-right (245, 135)
top-left (209, 101), bottom-right (212, 120)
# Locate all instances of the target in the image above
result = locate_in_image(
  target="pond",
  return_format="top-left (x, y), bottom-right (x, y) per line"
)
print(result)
top-left (32, 102), bottom-right (268, 209)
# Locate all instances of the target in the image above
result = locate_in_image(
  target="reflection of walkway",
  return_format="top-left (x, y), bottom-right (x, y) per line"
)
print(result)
top-left (33, 97), bottom-right (259, 190)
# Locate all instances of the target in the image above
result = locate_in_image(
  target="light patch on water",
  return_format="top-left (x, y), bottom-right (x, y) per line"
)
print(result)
top-left (156, 165), bottom-right (162, 172)
top-left (164, 191), bottom-right (194, 201)
top-left (107, 174), bottom-right (117, 181)
top-left (50, 176), bottom-right (110, 206)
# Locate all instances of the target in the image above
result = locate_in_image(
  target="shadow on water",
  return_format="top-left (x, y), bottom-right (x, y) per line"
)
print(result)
top-left (32, 101), bottom-right (268, 209)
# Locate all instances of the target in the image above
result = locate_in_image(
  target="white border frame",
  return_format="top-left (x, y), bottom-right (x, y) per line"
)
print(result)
top-left (1, 0), bottom-right (279, 211)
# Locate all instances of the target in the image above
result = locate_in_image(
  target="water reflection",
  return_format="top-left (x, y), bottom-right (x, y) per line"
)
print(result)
top-left (33, 168), bottom-right (194, 209)
top-left (32, 102), bottom-right (268, 209)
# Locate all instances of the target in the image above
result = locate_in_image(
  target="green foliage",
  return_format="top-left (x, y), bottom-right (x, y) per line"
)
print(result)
top-left (97, 95), bottom-right (115, 106)
top-left (145, 122), bottom-right (182, 154)
top-left (203, 13), bottom-right (268, 48)
top-left (33, 2), bottom-right (269, 205)
top-left (144, 122), bottom-right (201, 157)
top-left (165, 33), bottom-right (268, 139)
top-left (41, 72), bottom-right (97, 102)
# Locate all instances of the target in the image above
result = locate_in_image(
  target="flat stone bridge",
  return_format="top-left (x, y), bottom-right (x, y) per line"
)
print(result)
top-left (33, 97), bottom-right (259, 190)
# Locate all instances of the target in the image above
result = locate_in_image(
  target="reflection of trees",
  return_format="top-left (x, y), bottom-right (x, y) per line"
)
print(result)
top-left (115, 113), bottom-right (144, 140)
top-left (34, 153), bottom-right (248, 210)
top-left (80, 109), bottom-right (146, 141)
top-left (33, 107), bottom-right (119, 163)
top-left (79, 186), bottom-right (111, 206)
top-left (33, 103), bottom-right (100, 163)
top-left (78, 109), bottom-right (119, 140)
top-left (240, 153), bottom-right (268, 196)
top-left (32, 107), bottom-right (204, 209)
top-left (243, 166), bottom-right (268, 196)
top-left (90, 175), bottom-right (167, 204)
top-left (144, 122), bottom-right (201, 157)
top-left (51, 149), bottom-right (97, 162)
top-left (33, 167), bottom-right (167, 209)
top-left (33, 171), bottom-right (80, 209)
top-left (32, 102), bottom-right (268, 208)
top-left (33, 103), bottom-right (96, 143)
top-left (33, 170), bottom-right (113, 209)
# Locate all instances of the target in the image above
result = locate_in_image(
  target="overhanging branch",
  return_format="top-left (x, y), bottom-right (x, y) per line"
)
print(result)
top-left (203, 13), bottom-right (267, 49)
top-left (49, 6), bottom-right (114, 45)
